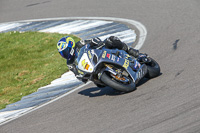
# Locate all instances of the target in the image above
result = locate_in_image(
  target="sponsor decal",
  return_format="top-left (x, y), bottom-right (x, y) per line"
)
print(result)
top-left (102, 51), bottom-right (107, 58)
top-left (70, 48), bottom-right (74, 55)
top-left (106, 53), bottom-right (111, 59)
top-left (125, 54), bottom-right (130, 59)
top-left (123, 59), bottom-right (129, 69)
top-left (111, 55), bottom-right (116, 62)
top-left (88, 50), bottom-right (92, 59)
top-left (117, 57), bottom-right (120, 62)
top-left (91, 49), bottom-right (95, 54)
top-left (81, 59), bottom-right (90, 70)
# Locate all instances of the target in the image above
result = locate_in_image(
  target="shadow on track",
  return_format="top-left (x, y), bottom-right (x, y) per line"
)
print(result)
top-left (136, 78), bottom-right (149, 87)
top-left (78, 73), bottom-right (163, 97)
top-left (78, 86), bottom-right (127, 97)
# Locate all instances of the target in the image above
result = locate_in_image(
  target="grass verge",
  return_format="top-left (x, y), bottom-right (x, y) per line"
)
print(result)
top-left (0, 31), bottom-right (80, 110)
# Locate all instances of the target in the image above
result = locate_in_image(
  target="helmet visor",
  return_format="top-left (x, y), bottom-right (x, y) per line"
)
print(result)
top-left (60, 47), bottom-right (72, 60)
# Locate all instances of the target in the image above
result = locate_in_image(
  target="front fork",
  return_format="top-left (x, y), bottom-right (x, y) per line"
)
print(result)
top-left (98, 64), bottom-right (118, 80)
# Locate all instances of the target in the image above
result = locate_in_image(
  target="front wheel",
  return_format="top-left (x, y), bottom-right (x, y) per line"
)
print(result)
top-left (100, 71), bottom-right (136, 92)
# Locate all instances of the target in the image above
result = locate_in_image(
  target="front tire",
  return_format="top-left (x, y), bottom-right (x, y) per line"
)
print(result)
top-left (100, 72), bottom-right (136, 92)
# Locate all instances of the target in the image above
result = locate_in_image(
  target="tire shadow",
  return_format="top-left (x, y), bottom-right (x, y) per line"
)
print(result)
top-left (136, 78), bottom-right (149, 87)
top-left (79, 73), bottom-right (163, 97)
top-left (136, 73), bottom-right (163, 87)
top-left (78, 86), bottom-right (127, 97)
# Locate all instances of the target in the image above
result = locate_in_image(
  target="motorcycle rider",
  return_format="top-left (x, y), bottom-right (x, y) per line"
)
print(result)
top-left (57, 36), bottom-right (140, 82)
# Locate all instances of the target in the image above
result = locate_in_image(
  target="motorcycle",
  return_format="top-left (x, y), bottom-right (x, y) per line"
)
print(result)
top-left (75, 44), bottom-right (160, 92)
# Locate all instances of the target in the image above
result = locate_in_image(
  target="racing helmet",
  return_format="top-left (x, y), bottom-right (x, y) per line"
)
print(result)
top-left (57, 36), bottom-right (77, 64)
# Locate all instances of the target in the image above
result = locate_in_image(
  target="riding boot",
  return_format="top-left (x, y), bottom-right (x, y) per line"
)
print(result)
top-left (137, 53), bottom-right (151, 63)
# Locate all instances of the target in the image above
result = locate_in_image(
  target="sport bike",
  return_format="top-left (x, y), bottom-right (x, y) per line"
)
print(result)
top-left (75, 44), bottom-right (160, 92)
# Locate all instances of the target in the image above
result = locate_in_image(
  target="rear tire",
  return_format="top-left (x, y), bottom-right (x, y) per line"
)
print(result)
top-left (145, 58), bottom-right (160, 78)
top-left (100, 72), bottom-right (136, 92)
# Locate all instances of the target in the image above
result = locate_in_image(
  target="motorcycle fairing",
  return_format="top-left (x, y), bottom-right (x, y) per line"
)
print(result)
top-left (76, 45), bottom-right (147, 83)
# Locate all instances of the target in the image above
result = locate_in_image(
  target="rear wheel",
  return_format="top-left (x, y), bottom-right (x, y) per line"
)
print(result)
top-left (100, 71), bottom-right (136, 92)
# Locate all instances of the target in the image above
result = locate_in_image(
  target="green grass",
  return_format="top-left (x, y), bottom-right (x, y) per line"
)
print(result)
top-left (0, 31), bottom-right (80, 110)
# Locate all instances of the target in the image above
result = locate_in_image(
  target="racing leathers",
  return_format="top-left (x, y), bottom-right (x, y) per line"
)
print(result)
top-left (67, 36), bottom-right (139, 82)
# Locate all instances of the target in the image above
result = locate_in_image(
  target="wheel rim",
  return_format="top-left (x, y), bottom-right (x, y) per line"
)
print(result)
top-left (111, 74), bottom-right (130, 84)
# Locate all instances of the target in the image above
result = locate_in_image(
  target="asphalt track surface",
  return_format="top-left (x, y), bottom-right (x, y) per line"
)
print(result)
top-left (1, 0), bottom-right (200, 133)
